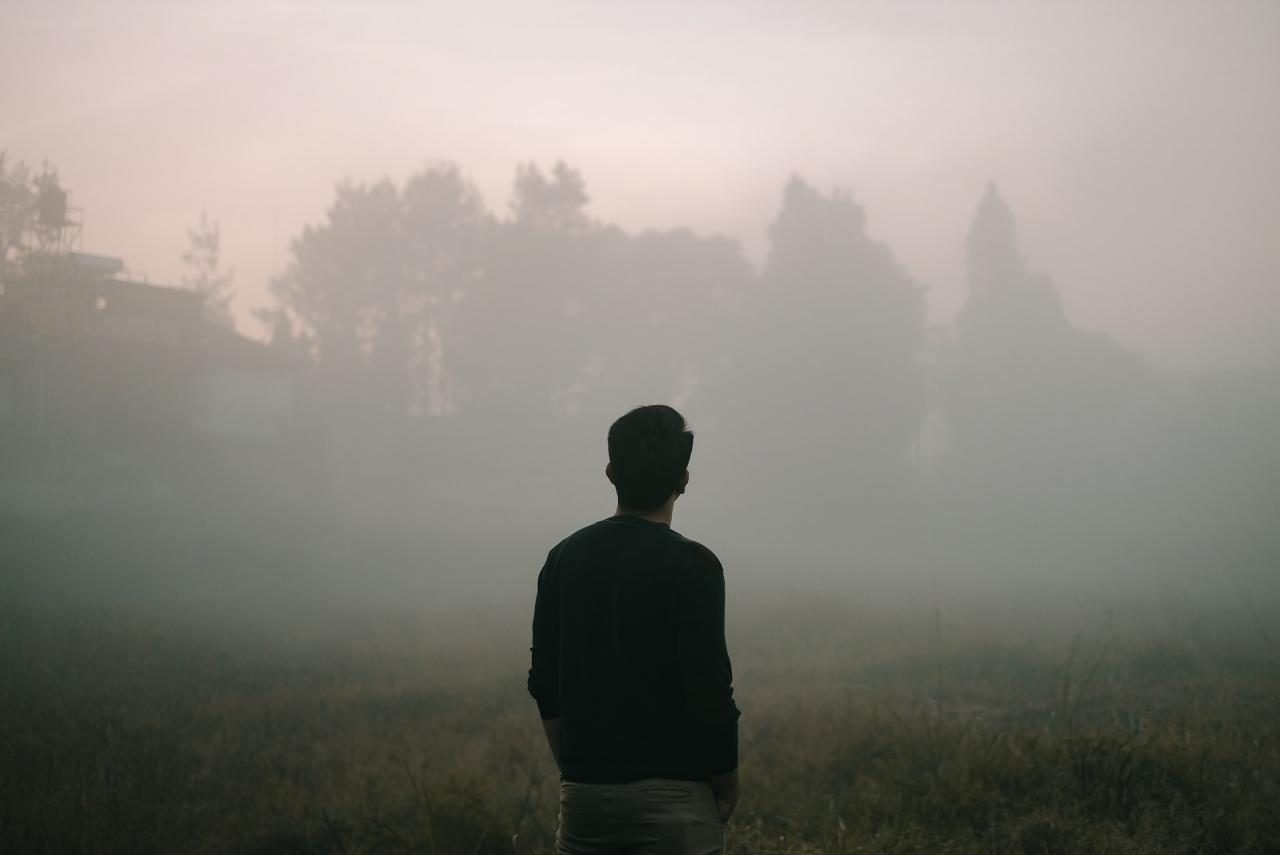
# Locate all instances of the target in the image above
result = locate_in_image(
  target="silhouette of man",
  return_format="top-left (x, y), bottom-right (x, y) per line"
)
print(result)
top-left (528, 405), bottom-right (740, 855)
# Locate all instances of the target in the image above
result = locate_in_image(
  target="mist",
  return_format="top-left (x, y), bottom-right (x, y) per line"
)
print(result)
top-left (2, 2), bottom-right (1278, 853)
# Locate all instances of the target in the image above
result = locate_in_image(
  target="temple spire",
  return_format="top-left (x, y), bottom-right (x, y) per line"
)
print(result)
top-left (960, 183), bottom-right (1065, 335)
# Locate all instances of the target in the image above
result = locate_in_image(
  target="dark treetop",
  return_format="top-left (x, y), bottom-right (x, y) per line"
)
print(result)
top-left (528, 514), bottom-right (740, 783)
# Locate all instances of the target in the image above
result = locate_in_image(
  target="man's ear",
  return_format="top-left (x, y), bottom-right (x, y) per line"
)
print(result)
top-left (677, 469), bottom-right (689, 495)
top-left (605, 462), bottom-right (616, 485)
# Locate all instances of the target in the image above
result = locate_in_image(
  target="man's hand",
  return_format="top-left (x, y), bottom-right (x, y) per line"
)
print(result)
top-left (709, 769), bottom-right (738, 823)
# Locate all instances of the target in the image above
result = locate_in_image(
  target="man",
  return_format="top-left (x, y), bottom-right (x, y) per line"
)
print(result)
top-left (528, 404), bottom-right (741, 855)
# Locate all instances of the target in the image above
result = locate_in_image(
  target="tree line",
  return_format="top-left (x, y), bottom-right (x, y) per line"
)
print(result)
top-left (257, 160), bottom-right (1277, 581)
top-left (3, 153), bottom-right (1276, 579)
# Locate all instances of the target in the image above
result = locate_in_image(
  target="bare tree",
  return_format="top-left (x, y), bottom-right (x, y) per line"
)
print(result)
top-left (182, 211), bottom-right (235, 329)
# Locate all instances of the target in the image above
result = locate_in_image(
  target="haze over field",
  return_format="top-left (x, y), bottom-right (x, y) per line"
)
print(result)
top-left (4, 5), bottom-right (1280, 854)
top-left (4, 0), bottom-right (1279, 368)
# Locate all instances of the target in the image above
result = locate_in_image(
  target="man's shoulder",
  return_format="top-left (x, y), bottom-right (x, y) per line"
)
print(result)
top-left (542, 518), bottom-right (618, 563)
top-left (683, 538), bottom-right (724, 576)
top-left (553, 518), bottom-right (614, 547)
top-left (666, 529), bottom-right (724, 577)
top-left (545, 519), bottom-right (720, 564)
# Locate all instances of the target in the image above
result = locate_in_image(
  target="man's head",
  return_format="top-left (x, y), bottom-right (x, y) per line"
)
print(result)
top-left (606, 405), bottom-right (694, 512)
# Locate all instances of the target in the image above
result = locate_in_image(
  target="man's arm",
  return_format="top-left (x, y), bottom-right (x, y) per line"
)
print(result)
top-left (540, 717), bottom-right (561, 766)
top-left (527, 550), bottom-right (561, 764)
top-left (677, 543), bottom-right (741, 820)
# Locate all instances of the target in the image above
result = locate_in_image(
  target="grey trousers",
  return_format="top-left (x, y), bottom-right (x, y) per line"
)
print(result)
top-left (556, 778), bottom-right (726, 855)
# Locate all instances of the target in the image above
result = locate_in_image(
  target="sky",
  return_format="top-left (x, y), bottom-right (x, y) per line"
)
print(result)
top-left (3, 0), bottom-right (1278, 368)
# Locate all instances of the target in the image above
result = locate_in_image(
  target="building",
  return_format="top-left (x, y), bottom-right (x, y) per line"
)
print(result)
top-left (0, 250), bottom-right (304, 518)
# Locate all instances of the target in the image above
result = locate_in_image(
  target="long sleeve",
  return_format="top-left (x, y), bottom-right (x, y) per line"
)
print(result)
top-left (675, 543), bottom-right (740, 775)
top-left (527, 550), bottom-right (561, 720)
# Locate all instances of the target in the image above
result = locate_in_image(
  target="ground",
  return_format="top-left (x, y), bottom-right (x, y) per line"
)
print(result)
top-left (1, 519), bottom-right (1276, 854)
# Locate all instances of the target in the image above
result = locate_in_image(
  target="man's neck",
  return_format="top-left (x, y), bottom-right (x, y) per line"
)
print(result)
top-left (615, 502), bottom-right (675, 526)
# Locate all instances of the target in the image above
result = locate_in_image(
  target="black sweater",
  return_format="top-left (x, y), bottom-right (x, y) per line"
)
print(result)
top-left (527, 515), bottom-right (740, 783)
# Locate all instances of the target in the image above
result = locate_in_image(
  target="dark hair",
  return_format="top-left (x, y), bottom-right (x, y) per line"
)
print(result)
top-left (607, 405), bottom-right (694, 511)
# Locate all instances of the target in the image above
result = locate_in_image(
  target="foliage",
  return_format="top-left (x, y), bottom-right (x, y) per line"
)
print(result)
top-left (0, 154), bottom-right (52, 278)
top-left (0, 155), bottom-right (34, 274)
top-left (510, 161), bottom-right (591, 234)
top-left (265, 159), bottom-right (762, 430)
top-left (247, 162), bottom-right (1280, 576)
top-left (708, 176), bottom-right (929, 546)
top-left (267, 165), bottom-right (489, 418)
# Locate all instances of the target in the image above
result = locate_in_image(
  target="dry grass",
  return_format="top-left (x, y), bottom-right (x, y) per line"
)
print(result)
top-left (1, 522), bottom-right (1276, 854)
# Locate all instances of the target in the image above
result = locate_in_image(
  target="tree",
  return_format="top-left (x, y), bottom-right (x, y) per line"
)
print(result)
top-left (266, 163), bottom-right (489, 418)
top-left (444, 162), bottom-right (594, 423)
top-left (577, 227), bottom-right (752, 424)
top-left (510, 161), bottom-right (591, 233)
top-left (938, 183), bottom-right (1150, 562)
top-left (730, 177), bottom-right (927, 492)
top-left (448, 160), bottom-right (750, 426)
top-left (182, 212), bottom-right (235, 329)
top-left (944, 183), bottom-right (1146, 469)
top-left (0, 154), bottom-right (37, 279)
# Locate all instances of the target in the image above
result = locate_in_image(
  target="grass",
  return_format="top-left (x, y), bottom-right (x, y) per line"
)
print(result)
top-left (1, 519), bottom-right (1277, 854)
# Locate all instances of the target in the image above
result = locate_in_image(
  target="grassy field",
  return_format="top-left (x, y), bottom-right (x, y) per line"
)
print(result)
top-left (1, 519), bottom-right (1277, 854)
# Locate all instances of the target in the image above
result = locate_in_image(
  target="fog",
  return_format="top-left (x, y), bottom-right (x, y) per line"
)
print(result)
top-left (3, 5), bottom-right (1279, 591)
top-left (5, 3), bottom-right (1280, 851)
top-left (3, 0), bottom-right (1278, 600)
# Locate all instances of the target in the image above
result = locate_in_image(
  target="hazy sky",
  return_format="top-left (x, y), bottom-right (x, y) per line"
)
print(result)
top-left (3, 0), bottom-right (1278, 368)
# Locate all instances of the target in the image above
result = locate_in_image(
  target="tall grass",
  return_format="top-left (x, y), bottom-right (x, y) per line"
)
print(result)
top-left (1, 522), bottom-right (1276, 854)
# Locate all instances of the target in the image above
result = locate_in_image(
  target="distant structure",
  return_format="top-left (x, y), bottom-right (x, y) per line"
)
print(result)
top-left (0, 181), bottom-right (305, 518)
top-left (961, 182), bottom-right (1066, 337)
